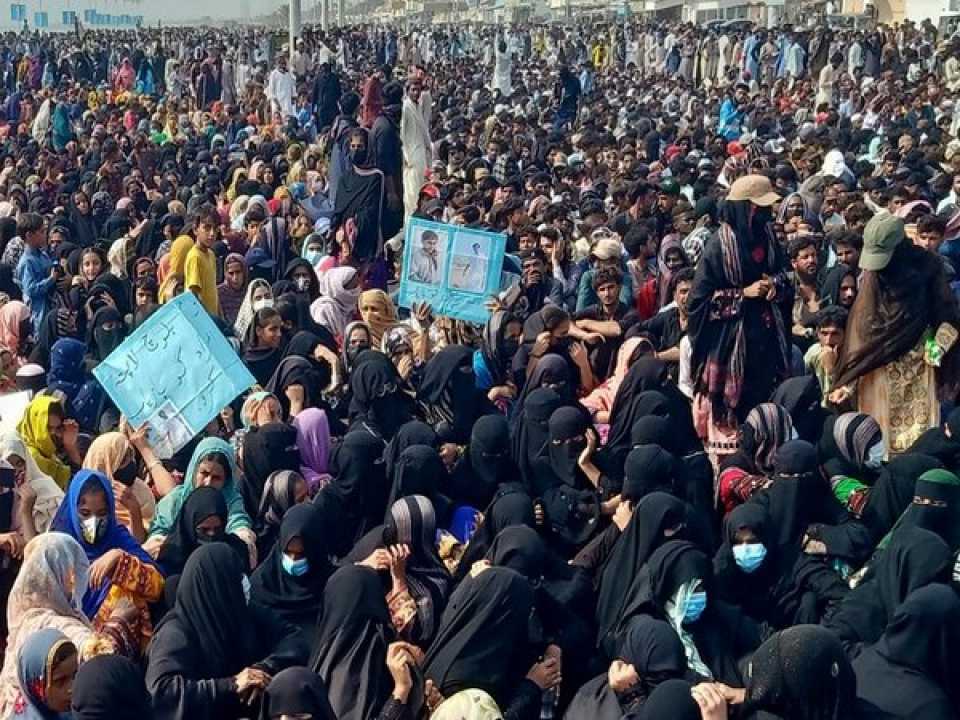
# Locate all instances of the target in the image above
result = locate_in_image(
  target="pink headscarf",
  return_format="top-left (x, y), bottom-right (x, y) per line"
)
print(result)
top-left (292, 408), bottom-right (332, 493)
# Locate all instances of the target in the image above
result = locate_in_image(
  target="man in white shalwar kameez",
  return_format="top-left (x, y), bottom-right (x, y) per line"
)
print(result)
top-left (266, 55), bottom-right (296, 120)
top-left (401, 81), bottom-right (433, 219)
top-left (492, 40), bottom-right (513, 98)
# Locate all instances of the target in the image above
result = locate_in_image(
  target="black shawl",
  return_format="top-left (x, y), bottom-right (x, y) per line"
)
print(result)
top-left (383, 444), bottom-right (451, 525)
top-left (349, 350), bottom-right (417, 441)
top-left (258, 667), bottom-right (337, 720)
top-left (238, 422), bottom-right (301, 520)
top-left (418, 345), bottom-right (494, 444)
top-left (510, 387), bottom-right (563, 491)
top-left (449, 414), bottom-right (518, 509)
top-left (322, 430), bottom-right (388, 556)
top-left (383, 420), bottom-right (439, 476)
top-left (156, 485), bottom-right (247, 576)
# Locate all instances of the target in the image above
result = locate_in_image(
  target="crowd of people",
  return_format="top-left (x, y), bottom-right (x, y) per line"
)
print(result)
top-left (0, 11), bottom-right (953, 720)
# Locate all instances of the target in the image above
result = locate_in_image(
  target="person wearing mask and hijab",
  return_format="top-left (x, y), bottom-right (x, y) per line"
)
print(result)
top-left (511, 387), bottom-right (564, 490)
top-left (818, 412), bottom-right (886, 516)
top-left (770, 375), bottom-right (827, 444)
top-left (473, 311), bottom-right (523, 403)
top-left (50, 469), bottom-right (164, 653)
top-left (280, 258), bottom-right (321, 302)
top-left (448, 414), bottom-right (518, 510)
top-left (418, 345), bottom-right (496, 445)
top-left (255, 470), bottom-right (311, 561)
top-left (383, 444), bottom-right (450, 525)
top-left (145, 543), bottom-right (307, 720)
top-left (86, 306), bottom-right (125, 366)
top-left (251, 503), bottom-right (334, 645)
top-left (146, 438), bottom-right (255, 566)
top-left (234, 278), bottom-right (274, 340)
top-left (358, 290), bottom-right (398, 349)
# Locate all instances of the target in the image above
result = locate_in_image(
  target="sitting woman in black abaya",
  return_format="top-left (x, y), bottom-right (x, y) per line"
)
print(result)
top-left (565, 616), bottom-right (688, 720)
top-left (145, 544), bottom-right (307, 720)
top-left (347, 495), bottom-right (452, 648)
top-left (447, 414), bottom-right (518, 509)
top-left (607, 540), bottom-right (760, 686)
top-left (383, 445), bottom-right (451, 527)
top-left (418, 345), bottom-right (496, 446)
top-left (251, 503), bottom-right (334, 647)
top-left (348, 350), bottom-right (417, 442)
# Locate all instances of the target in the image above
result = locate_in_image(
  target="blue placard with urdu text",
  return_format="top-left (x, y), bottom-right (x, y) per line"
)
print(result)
top-left (93, 293), bottom-right (255, 458)
top-left (397, 218), bottom-right (506, 324)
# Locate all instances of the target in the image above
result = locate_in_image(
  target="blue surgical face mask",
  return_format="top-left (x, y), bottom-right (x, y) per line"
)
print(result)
top-left (733, 542), bottom-right (767, 573)
top-left (282, 553), bottom-right (310, 577)
top-left (683, 591), bottom-right (707, 624)
top-left (865, 440), bottom-right (886, 470)
top-left (303, 249), bottom-right (323, 267)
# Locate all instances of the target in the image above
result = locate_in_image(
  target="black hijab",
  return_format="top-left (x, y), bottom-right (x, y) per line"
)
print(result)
top-left (455, 482), bottom-right (537, 582)
top-left (384, 445), bottom-right (449, 523)
top-left (156, 485), bottom-right (239, 576)
top-left (324, 429), bottom-right (388, 555)
top-left (259, 667), bottom-right (337, 720)
top-left (909, 408), bottom-right (960, 471)
top-left (595, 493), bottom-right (688, 655)
top-left (88, 306), bottom-right (125, 362)
top-left (71, 655), bottom-right (151, 720)
top-left (515, 352), bottom-right (572, 417)
top-left (771, 375), bottom-right (826, 444)
top-left (637, 679), bottom-right (701, 720)
top-left (743, 625), bottom-right (856, 720)
top-left (567, 615), bottom-right (688, 720)
top-left (251, 502), bottom-right (332, 634)
top-left (819, 263), bottom-right (855, 308)
top-left (826, 526), bottom-right (951, 650)
top-left (480, 310), bottom-right (519, 387)
top-left (239, 422), bottom-right (301, 519)
top-left (383, 420), bottom-right (438, 476)
top-left (623, 445), bottom-right (681, 503)
top-left (309, 565), bottom-right (394, 720)
top-left (511, 387), bottom-right (563, 490)
top-left (450, 414), bottom-right (517, 509)
top-left (423, 566), bottom-right (536, 703)
top-left (861, 453), bottom-right (944, 543)
top-left (418, 345), bottom-right (493, 444)
top-left (349, 350), bottom-right (416, 441)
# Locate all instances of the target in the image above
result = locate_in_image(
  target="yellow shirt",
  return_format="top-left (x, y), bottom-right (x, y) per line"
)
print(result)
top-left (184, 244), bottom-right (219, 316)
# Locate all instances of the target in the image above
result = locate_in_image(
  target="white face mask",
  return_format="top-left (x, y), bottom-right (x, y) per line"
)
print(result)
top-left (865, 440), bottom-right (886, 469)
top-left (252, 297), bottom-right (273, 312)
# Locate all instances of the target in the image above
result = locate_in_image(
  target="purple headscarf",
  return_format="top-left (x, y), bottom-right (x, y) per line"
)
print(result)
top-left (292, 408), bottom-right (332, 493)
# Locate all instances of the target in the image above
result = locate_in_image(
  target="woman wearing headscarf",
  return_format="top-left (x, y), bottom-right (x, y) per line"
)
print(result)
top-left (71, 654), bottom-right (151, 720)
top-left (0, 533), bottom-right (139, 717)
top-left (908, 406), bottom-right (960, 471)
top-left (292, 408), bottom-right (332, 493)
top-left (655, 234), bottom-right (690, 310)
top-left (17, 396), bottom-right (75, 490)
top-left (771, 375), bottom-right (826, 443)
top-left (853, 584), bottom-right (960, 720)
top-left (448, 414), bottom-right (518, 510)
top-left (83, 431), bottom-right (155, 539)
top-left (243, 307), bottom-right (286, 387)
top-left (10, 628), bottom-right (78, 720)
top-left (310, 266), bottom-right (362, 341)
top-left (50, 470), bottom-right (163, 651)
top-left (718, 403), bottom-right (795, 515)
top-left (736, 625), bottom-right (856, 720)
top-left (581, 336), bottom-right (649, 430)
top-left (321, 430), bottom-right (389, 557)
top-left (146, 438), bottom-right (255, 566)
top-left (473, 311), bottom-right (523, 403)
top-left (67, 191), bottom-right (98, 250)
top-left (0, 300), bottom-right (31, 366)
top-left (826, 525), bottom-right (951, 655)
top-left (688, 176), bottom-right (792, 455)
top-left (86, 306), bottom-right (126, 366)
top-left (308, 565), bottom-right (415, 720)
top-left (609, 540), bottom-right (760, 685)
top-left (384, 444), bottom-right (450, 523)
top-left (258, 667), bottom-right (336, 720)
top-left (712, 499), bottom-right (848, 629)
top-left (251, 503), bottom-right (333, 644)
top-left (46, 338), bottom-right (94, 428)
top-left (511, 387), bottom-right (563, 491)
top-left (264, 355), bottom-right (334, 425)
top-left (349, 495), bottom-right (452, 647)
top-left (237, 422), bottom-right (300, 520)
top-left (218, 253), bottom-right (248, 326)
top-left (819, 263), bottom-right (857, 310)
top-left (156, 485), bottom-right (247, 577)
top-left (234, 278), bottom-right (274, 340)
top-left (565, 616), bottom-right (688, 720)
top-left (0, 431), bottom-right (62, 534)
top-left (240, 391), bottom-right (283, 430)
top-left (818, 412), bottom-right (885, 516)
top-left (349, 350), bottom-right (417, 442)
top-left (358, 290), bottom-right (398, 348)
top-left (454, 480), bottom-right (537, 581)
top-left (831, 214), bottom-right (960, 455)
top-left (255, 470), bottom-right (310, 561)
top-left (423, 566), bottom-right (544, 717)
top-left (145, 543), bottom-right (307, 720)
top-left (513, 354), bottom-right (574, 423)
top-left (419, 345), bottom-right (495, 445)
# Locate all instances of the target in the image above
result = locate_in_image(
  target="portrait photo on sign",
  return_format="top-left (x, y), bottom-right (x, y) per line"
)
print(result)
top-left (408, 225), bottom-right (448, 286)
top-left (448, 232), bottom-right (490, 293)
